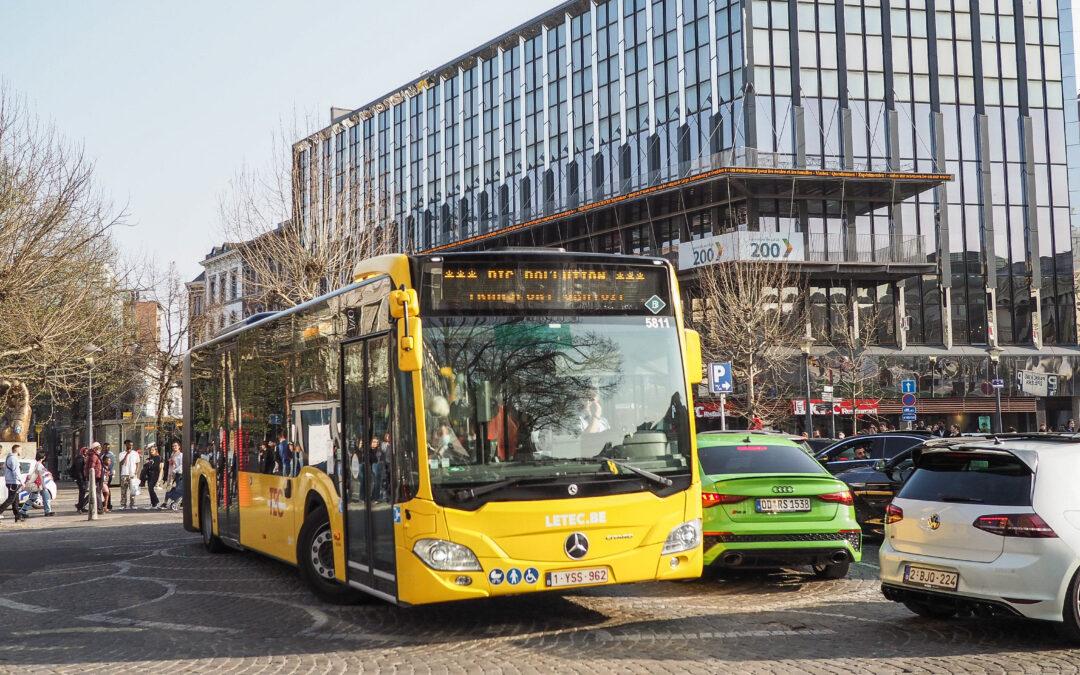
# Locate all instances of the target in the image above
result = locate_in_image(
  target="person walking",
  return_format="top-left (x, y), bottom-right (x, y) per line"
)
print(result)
top-left (100, 442), bottom-right (114, 512)
top-left (18, 450), bottom-right (55, 518)
top-left (161, 440), bottom-right (184, 511)
top-left (84, 443), bottom-right (105, 513)
top-left (71, 447), bottom-right (88, 513)
top-left (118, 440), bottom-right (140, 510)
top-left (141, 444), bottom-right (162, 508)
top-left (0, 444), bottom-right (26, 522)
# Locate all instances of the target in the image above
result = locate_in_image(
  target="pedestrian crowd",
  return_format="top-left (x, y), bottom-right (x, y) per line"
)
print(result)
top-left (1, 439), bottom-right (186, 524)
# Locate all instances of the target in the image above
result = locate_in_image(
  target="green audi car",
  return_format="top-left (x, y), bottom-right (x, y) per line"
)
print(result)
top-left (699, 432), bottom-right (862, 579)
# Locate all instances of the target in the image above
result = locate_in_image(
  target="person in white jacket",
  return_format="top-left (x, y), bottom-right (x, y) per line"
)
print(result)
top-left (19, 450), bottom-right (55, 517)
top-left (0, 445), bottom-right (26, 522)
top-left (118, 440), bottom-right (141, 510)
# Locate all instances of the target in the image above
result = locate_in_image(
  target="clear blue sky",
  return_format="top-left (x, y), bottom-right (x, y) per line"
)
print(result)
top-left (1, 0), bottom-right (556, 281)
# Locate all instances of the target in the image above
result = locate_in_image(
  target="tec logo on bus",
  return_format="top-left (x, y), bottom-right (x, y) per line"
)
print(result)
top-left (544, 511), bottom-right (606, 528)
top-left (268, 488), bottom-right (287, 517)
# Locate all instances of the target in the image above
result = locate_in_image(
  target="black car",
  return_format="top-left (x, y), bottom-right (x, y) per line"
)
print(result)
top-left (814, 432), bottom-right (933, 474)
top-left (804, 438), bottom-right (835, 453)
top-left (834, 449), bottom-right (918, 535)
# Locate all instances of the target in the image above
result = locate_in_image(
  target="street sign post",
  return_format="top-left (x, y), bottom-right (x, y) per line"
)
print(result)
top-left (708, 362), bottom-right (732, 431)
top-left (821, 385), bottom-right (834, 403)
top-left (991, 378), bottom-right (1004, 389)
top-left (899, 381), bottom-right (917, 427)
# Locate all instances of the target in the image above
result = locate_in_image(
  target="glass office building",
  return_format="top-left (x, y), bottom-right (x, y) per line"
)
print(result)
top-left (295, 0), bottom-right (1080, 430)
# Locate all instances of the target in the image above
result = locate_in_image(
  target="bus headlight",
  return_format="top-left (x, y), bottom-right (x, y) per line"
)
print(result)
top-left (412, 538), bottom-right (482, 571)
top-left (661, 518), bottom-right (702, 555)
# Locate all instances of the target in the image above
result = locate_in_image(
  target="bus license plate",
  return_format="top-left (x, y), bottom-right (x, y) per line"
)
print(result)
top-left (904, 565), bottom-right (959, 591)
top-left (756, 498), bottom-right (811, 513)
top-left (545, 567), bottom-right (609, 588)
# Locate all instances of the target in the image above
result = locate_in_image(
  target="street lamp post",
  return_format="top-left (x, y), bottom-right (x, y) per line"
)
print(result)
top-left (801, 337), bottom-right (814, 437)
top-left (85, 344), bottom-right (101, 521)
top-left (987, 345), bottom-right (1004, 435)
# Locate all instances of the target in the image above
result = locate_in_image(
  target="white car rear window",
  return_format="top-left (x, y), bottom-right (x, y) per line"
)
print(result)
top-left (898, 452), bottom-right (1032, 506)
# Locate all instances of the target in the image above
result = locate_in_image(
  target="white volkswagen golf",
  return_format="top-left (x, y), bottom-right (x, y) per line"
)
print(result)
top-left (879, 435), bottom-right (1080, 640)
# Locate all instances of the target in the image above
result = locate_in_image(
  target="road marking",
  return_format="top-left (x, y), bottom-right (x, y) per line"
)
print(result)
top-left (856, 561), bottom-right (880, 570)
top-left (79, 613), bottom-right (239, 634)
top-left (11, 627), bottom-right (143, 636)
top-left (0, 597), bottom-right (55, 613)
top-left (593, 628), bottom-right (835, 642)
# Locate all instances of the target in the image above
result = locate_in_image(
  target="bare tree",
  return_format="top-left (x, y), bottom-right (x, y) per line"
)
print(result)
top-left (822, 298), bottom-right (889, 434)
top-left (138, 262), bottom-right (203, 448)
top-left (0, 85), bottom-right (137, 437)
top-left (692, 261), bottom-right (805, 427)
top-left (219, 123), bottom-right (398, 311)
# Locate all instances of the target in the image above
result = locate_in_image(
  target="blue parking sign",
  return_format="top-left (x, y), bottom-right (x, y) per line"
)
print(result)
top-left (709, 362), bottom-right (733, 395)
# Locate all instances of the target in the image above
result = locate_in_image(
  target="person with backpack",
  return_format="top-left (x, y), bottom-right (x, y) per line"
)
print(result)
top-left (18, 450), bottom-right (56, 518)
top-left (71, 447), bottom-right (88, 513)
top-left (118, 440), bottom-right (140, 510)
top-left (0, 444), bottom-right (26, 522)
top-left (140, 444), bottom-right (162, 508)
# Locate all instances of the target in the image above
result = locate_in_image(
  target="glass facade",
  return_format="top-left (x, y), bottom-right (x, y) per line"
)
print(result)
top-left (295, 0), bottom-right (1078, 349)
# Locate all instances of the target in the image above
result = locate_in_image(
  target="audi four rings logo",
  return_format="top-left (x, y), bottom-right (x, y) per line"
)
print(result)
top-left (565, 532), bottom-right (589, 559)
top-left (771, 485), bottom-right (795, 494)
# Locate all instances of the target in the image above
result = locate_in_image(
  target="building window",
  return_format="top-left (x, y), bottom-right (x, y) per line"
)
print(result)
top-left (230, 271), bottom-right (238, 300)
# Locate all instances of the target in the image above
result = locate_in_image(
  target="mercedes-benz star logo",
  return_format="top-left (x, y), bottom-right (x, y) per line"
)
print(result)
top-left (567, 483), bottom-right (579, 496)
top-left (772, 485), bottom-right (795, 494)
top-left (928, 514), bottom-right (941, 531)
top-left (564, 532), bottom-right (589, 560)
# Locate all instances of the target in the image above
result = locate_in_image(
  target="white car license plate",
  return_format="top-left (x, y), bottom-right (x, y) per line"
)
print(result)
top-left (756, 497), bottom-right (811, 513)
top-left (904, 565), bottom-right (959, 591)
top-left (545, 567), bottom-right (610, 588)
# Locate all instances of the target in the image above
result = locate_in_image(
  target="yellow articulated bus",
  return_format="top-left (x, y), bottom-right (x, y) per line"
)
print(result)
top-left (183, 250), bottom-right (704, 605)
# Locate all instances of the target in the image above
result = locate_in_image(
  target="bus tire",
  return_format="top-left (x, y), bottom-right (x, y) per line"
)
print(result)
top-left (200, 488), bottom-right (224, 554)
top-left (298, 506), bottom-right (361, 605)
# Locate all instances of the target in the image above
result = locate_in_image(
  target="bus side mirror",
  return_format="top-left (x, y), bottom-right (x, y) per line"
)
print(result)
top-left (397, 316), bottom-right (423, 372)
top-left (684, 329), bottom-right (703, 385)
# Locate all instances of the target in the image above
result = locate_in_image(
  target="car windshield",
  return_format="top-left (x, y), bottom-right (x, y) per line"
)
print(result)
top-left (421, 316), bottom-right (691, 496)
top-left (700, 442), bottom-right (827, 476)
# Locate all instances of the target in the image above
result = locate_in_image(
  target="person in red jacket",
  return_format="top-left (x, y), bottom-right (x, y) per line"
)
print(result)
top-left (84, 443), bottom-right (104, 513)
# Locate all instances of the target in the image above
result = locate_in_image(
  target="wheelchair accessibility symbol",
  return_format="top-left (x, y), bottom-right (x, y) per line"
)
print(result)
top-left (523, 567), bottom-right (539, 584)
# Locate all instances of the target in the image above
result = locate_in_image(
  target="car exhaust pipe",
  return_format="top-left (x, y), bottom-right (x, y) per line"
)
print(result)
top-left (831, 551), bottom-right (849, 564)
top-left (722, 552), bottom-right (743, 567)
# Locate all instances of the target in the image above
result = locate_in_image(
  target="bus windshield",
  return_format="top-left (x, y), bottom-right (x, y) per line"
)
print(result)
top-left (421, 315), bottom-right (691, 500)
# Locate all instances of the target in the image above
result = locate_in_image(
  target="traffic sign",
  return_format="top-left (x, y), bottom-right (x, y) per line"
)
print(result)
top-left (901, 411), bottom-right (917, 422)
top-left (902, 406), bottom-right (917, 415)
top-left (821, 385), bottom-right (834, 403)
top-left (900, 379), bottom-right (917, 394)
top-left (709, 362), bottom-right (733, 395)
top-left (991, 378), bottom-right (1005, 389)
top-left (901, 393), bottom-right (916, 407)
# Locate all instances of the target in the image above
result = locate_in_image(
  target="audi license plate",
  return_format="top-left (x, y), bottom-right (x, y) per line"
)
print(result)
top-left (904, 565), bottom-right (959, 591)
top-left (545, 567), bottom-right (610, 588)
top-left (756, 497), bottom-right (811, 513)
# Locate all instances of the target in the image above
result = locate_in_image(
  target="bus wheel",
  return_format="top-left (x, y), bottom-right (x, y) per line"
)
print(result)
top-left (200, 489), bottom-right (224, 554)
top-left (298, 506), bottom-right (362, 605)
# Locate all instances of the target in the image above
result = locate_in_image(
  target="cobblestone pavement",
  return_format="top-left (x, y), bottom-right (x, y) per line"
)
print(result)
top-left (2, 488), bottom-right (1079, 673)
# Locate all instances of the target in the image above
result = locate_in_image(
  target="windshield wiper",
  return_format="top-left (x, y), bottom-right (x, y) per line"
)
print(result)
top-left (449, 476), bottom-right (551, 501)
top-left (604, 458), bottom-right (673, 488)
top-left (938, 495), bottom-right (984, 503)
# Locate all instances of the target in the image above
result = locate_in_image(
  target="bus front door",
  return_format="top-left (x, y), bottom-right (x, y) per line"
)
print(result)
top-left (342, 336), bottom-right (398, 601)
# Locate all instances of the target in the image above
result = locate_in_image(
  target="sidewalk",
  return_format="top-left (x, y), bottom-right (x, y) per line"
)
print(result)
top-left (0, 482), bottom-right (182, 531)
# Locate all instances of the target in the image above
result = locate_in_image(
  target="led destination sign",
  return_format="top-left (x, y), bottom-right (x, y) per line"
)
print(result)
top-left (422, 261), bottom-right (671, 315)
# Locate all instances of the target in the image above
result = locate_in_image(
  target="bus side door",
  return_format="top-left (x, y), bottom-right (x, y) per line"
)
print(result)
top-left (342, 335), bottom-right (398, 600)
